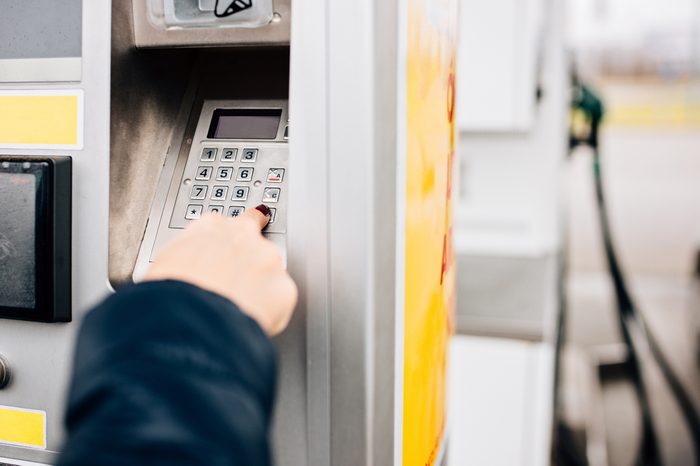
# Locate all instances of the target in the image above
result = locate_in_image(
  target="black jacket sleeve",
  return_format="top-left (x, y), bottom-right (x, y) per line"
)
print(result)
top-left (57, 280), bottom-right (277, 466)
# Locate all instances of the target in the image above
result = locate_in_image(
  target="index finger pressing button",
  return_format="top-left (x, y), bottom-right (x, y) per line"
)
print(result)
top-left (237, 204), bottom-right (271, 231)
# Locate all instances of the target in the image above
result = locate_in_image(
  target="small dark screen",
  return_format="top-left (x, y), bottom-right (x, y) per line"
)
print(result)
top-left (0, 172), bottom-right (36, 309)
top-left (209, 109), bottom-right (282, 140)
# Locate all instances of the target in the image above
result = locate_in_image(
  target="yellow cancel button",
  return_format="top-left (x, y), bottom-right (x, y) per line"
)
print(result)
top-left (0, 405), bottom-right (46, 449)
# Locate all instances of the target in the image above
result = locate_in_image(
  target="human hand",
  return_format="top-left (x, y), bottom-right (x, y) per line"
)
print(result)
top-left (144, 205), bottom-right (297, 336)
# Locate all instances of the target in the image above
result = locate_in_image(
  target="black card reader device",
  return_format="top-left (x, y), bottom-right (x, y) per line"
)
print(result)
top-left (0, 156), bottom-right (72, 322)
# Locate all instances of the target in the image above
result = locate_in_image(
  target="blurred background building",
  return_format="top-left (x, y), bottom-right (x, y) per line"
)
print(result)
top-left (450, 0), bottom-right (700, 464)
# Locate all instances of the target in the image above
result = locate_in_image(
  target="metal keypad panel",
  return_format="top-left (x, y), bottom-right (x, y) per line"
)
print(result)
top-left (171, 142), bottom-right (287, 232)
top-left (140, 100), bottom-right (289, 270)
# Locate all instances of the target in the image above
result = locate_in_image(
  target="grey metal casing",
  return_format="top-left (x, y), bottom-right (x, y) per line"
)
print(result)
top-left (0, 1), bottom-right (411, 465)
top-left (0, 1), bottom-right (111, 464)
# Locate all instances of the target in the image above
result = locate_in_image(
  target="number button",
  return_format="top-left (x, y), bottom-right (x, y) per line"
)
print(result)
top-left (237, 167), bottom-right (254, 182)
top-left (266, 168), bottom-right (285, 183)
top-left (216, 166), bottom-right (233, 181)
top-left (232, 186), bottom-right (249, 201)
top-left (190, 185), bottom-right (208, 200)
top-left (211, 186), bottom-right (228, 201)
top-left (221, 148), bottom-right (237, 162)
top-left (262, 187), bottom-right (281, 203)
top-left (227, 206), bottom-right (245, 218)
top-left (208, 205), bottom-right (225, 215)
top-left (201, 148), bottom-right (217, 161)
top-left (195, 166), bottom-right (213, 181)
top-left (185, 204), bottom-right (203, 220)
top-left (241, 148), bottom-right (258, 162)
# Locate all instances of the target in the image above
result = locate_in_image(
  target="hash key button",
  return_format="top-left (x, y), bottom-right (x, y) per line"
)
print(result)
top-left (267, 168), bottom-right (284, 183)
top-left (262, 187), bottom-right (280, 203)
top-left (228, 206), bottom-right (245, 218)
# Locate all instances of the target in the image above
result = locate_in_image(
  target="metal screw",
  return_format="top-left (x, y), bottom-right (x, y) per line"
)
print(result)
top-left (0, 355), bottom-right (11, 389)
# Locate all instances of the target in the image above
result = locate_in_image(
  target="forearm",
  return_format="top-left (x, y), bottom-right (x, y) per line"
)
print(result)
top-left (58, 280), bottom-right (277, 466)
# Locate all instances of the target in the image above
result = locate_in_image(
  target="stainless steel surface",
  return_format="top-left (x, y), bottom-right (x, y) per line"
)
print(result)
top-left (132, 0), bottom-right (290, 47)
top-left (109, 0), bottom-right (197, 286)
top-left (286, 0), bottom-right (404, 463)
top-left (165, 100), bottom-right (288, 231)
top-left (0, 355), bottom-right (11, 389)
top-left (286, 1), bottom-right (328, 463)
top-left (0, 0), bottom-right (112, 462)
top-left (371, 0), bottom-right (400, 463)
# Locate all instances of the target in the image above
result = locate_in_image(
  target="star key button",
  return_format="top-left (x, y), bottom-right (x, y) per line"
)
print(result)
top-left (185, 204), bottom-right (203, 220)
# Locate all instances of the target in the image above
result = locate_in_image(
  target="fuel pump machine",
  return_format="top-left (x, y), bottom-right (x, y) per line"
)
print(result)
top-left (0, 1), bottom-right (457, 465)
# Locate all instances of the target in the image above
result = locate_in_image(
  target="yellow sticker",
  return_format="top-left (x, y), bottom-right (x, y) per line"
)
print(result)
top-left (0, 90), bottom-right (83, 149)
top-left (0, 405), bottom-right (46, 449)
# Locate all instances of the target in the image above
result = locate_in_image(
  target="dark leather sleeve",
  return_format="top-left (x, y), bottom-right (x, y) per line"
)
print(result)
top-left (57, 280), bottom-right (277, 466)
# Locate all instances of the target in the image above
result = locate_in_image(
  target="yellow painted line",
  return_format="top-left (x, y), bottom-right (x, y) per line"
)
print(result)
top-left (606, 103), bottom-right (700, 128)
top-left (0, 405), bottom-right (46, 449)
top-left (0, 91), bottom-right (83, 148)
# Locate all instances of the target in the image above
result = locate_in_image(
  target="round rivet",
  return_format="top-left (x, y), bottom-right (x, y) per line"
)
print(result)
top-left (0, 355), bottom-right (11, 389)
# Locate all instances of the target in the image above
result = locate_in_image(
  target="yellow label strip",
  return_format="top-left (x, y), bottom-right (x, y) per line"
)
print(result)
top-left (0, 405), bottom-right (46, 449)
top-left (0, 90), bottom-right (83, 148)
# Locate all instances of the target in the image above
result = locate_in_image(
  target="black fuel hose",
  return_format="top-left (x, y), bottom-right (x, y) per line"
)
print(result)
top-left (592, 147), bottom-right (700, 466)
top-left (572, 81), bottom-right (700, 466)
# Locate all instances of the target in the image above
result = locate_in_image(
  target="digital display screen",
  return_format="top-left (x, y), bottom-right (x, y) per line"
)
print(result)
top-left (208, 109), bottom-right (282, 140)
top-left (0, 172), bottom-right (37, 310)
